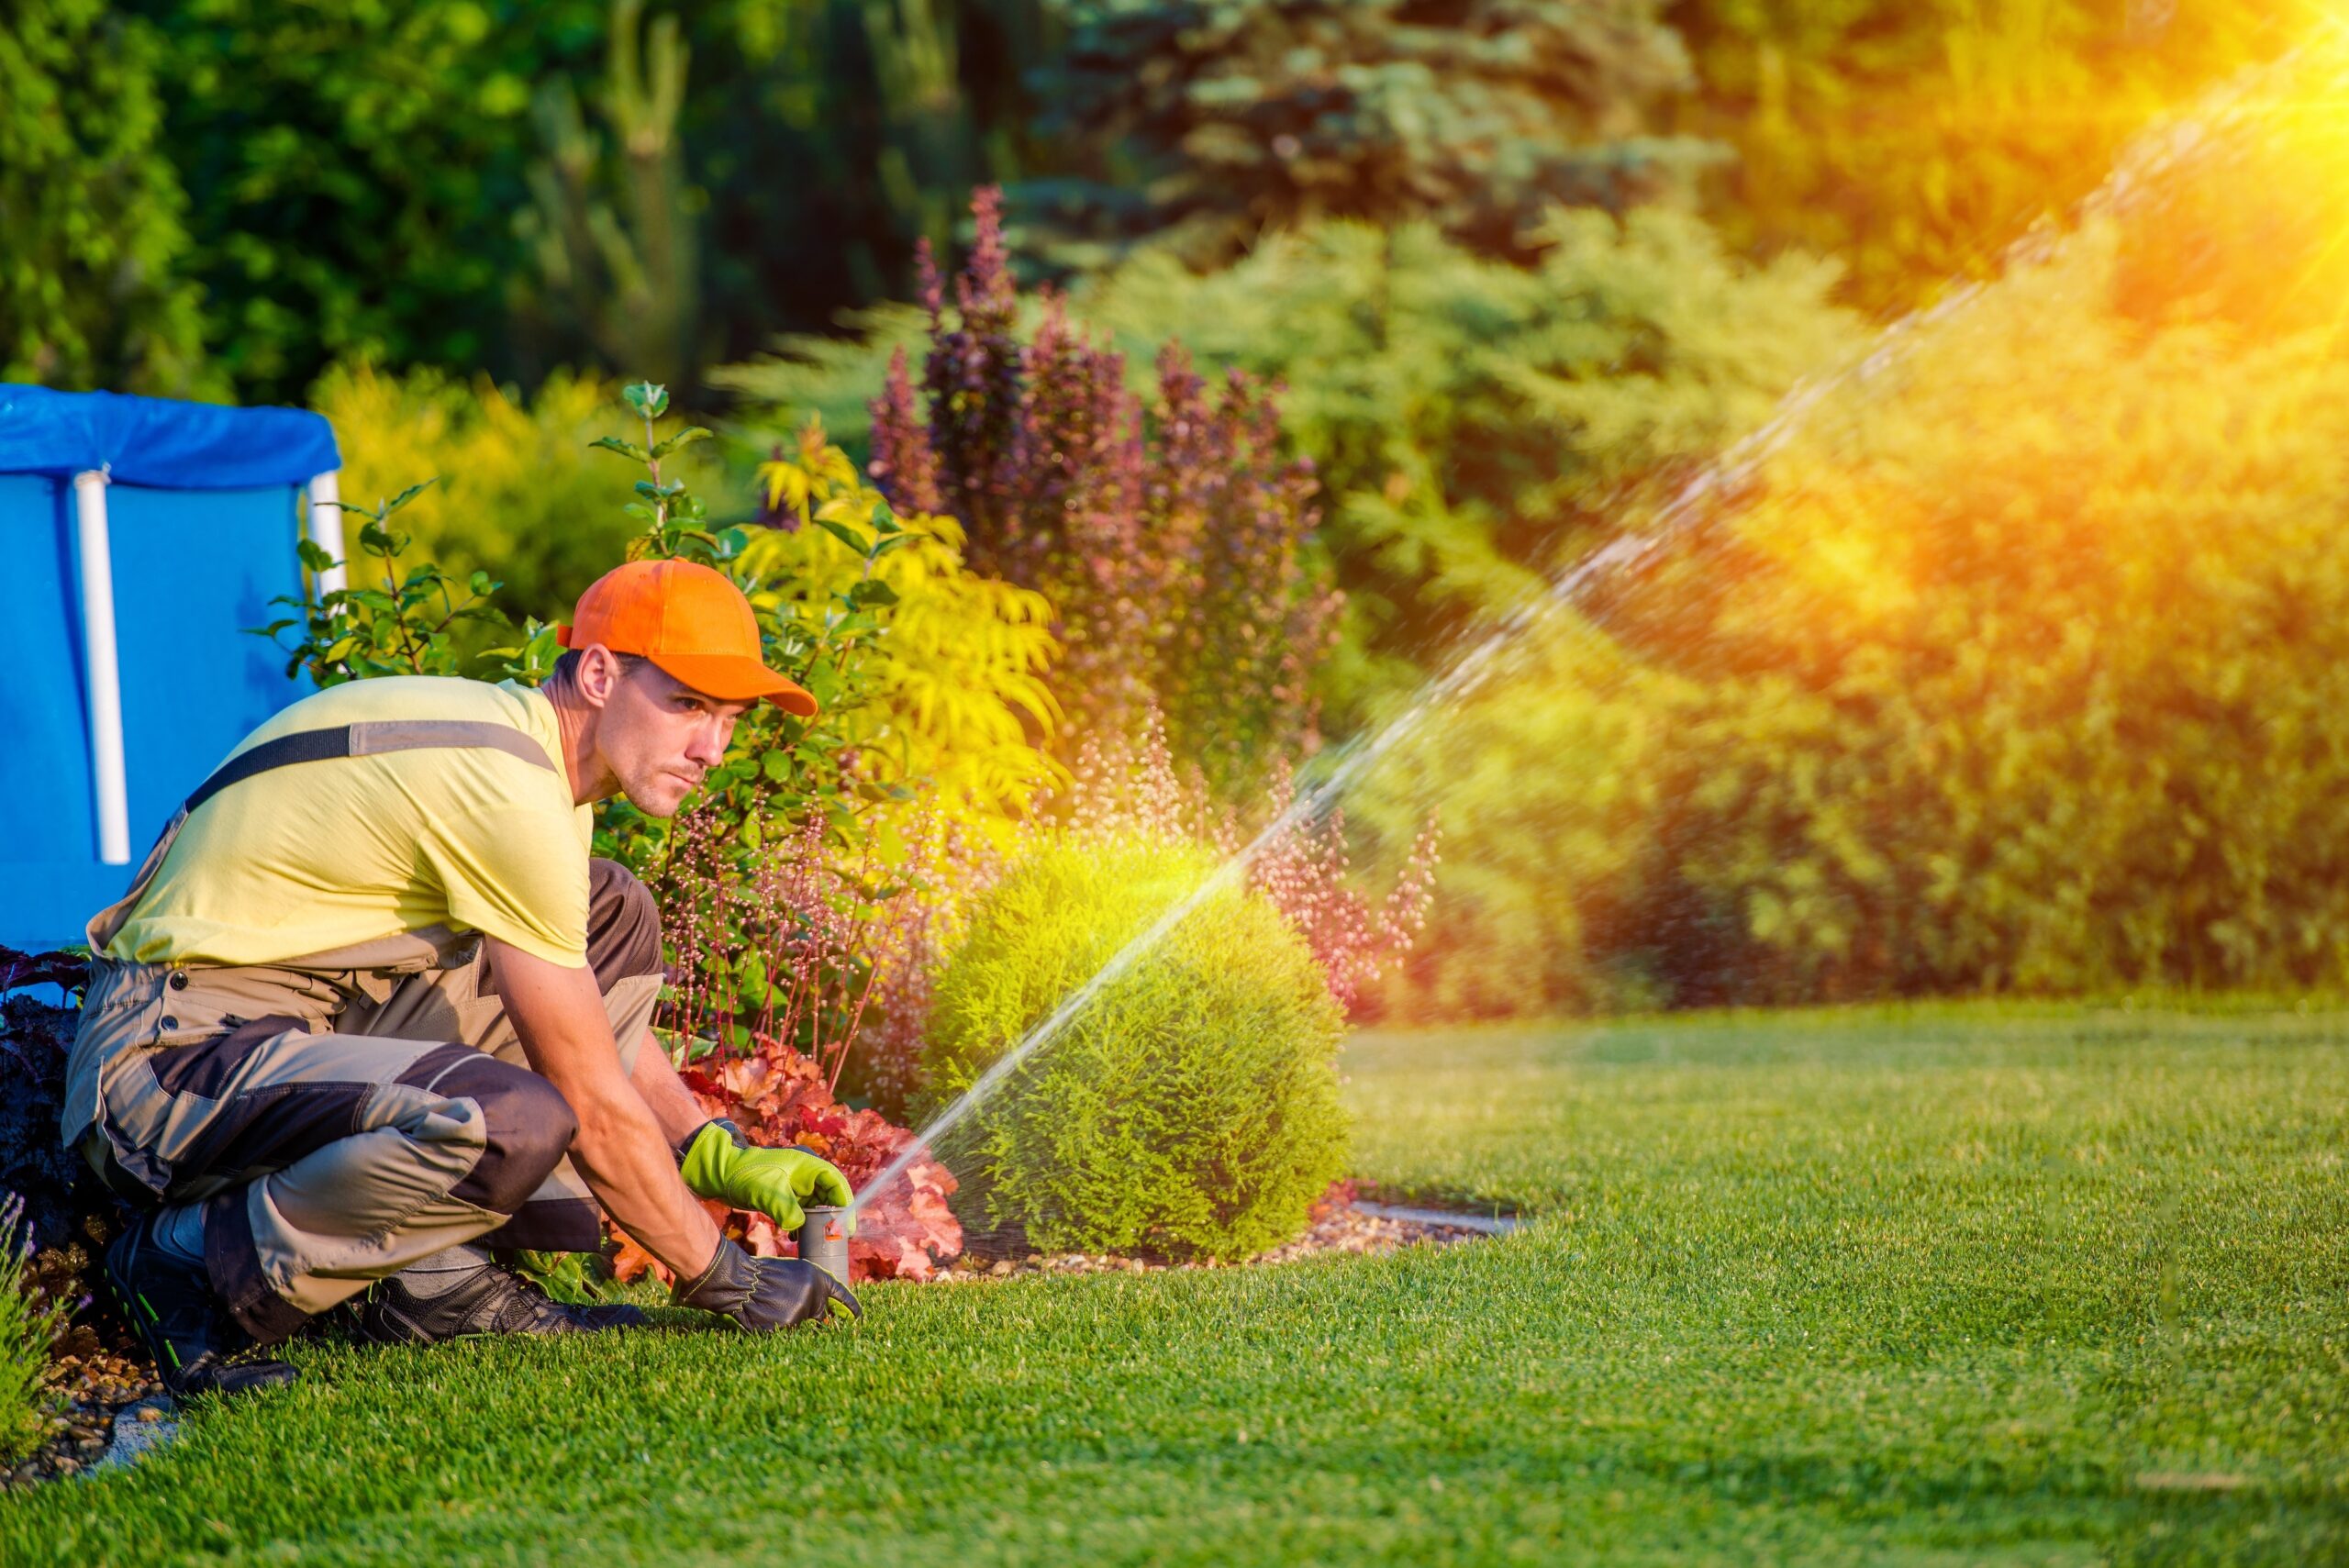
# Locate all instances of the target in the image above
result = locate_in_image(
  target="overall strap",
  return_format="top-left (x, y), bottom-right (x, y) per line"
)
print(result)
top-left (183, 719), bottom-right (558, 816)
top-left (87, 719), bottom-right (562, 956)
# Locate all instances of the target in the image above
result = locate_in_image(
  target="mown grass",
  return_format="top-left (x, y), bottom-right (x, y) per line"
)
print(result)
top-left (11, 1002), bottom-right (2346, 1564)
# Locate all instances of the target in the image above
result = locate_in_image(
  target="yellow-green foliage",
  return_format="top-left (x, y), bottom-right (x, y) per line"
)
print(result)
top-left (746, 420), bottom-right (1064, 837)
top-left (1674, 0), bottom-right (2288, 317)
top-left (1363, 54), bottom-right (2349, 1012)
top-left (309, 361), bottom-right (730, 626)
top-left (924, 840), bottom-right (1349, 1260)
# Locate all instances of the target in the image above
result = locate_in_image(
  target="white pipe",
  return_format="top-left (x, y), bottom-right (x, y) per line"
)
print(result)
top-left (72, 469), bottom-right (131, 866)
top-left (306, 470), bottom-right (346, 597)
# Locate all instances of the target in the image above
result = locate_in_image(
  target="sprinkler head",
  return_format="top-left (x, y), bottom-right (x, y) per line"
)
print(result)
top-left (795, 1206), bottom-right (851, 1284)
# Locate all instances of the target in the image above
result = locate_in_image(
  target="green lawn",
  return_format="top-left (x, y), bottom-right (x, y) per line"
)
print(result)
top-left (11, 1004), bottom-right (2346, 1564)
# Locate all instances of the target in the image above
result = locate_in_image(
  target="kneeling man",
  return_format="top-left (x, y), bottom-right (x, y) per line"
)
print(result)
top-left (64, 560), bottom-right (857, 1396)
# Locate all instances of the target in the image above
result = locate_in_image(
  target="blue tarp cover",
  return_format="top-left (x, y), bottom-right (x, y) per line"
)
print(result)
top-left (0, 383), bottom-right (339, 487)
top-left (0, 385), bottom-right (329, 951)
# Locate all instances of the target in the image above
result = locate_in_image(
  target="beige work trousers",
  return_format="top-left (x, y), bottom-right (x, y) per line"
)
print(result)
top-left (66, 861), bottom-right (663, 1343)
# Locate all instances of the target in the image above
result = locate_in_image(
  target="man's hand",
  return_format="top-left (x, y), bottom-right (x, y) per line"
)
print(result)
top-left (680, 1118), bottom-right (855, 1237)
top-left (674, 1238), bottom-right (861, 1330)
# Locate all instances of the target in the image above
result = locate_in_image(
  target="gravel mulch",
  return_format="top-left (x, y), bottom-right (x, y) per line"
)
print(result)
top-left (6, 1316), bottom-right (164, 1490)
top-left (939, 1193), bottom-right (1503, 1280)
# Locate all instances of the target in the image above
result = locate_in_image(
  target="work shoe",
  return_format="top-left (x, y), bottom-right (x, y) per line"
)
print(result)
top-left (104, 1213), bottom-right (300, 1399)
top-left (356, 1245), bottom-right (646, 1345)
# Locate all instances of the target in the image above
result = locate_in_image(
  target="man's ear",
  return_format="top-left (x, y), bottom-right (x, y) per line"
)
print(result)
top-left (574, 644), bottom-right (625, 707)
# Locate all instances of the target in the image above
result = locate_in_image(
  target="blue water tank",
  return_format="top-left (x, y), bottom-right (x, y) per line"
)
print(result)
top-left (0, 385), bottom-right (340, 952)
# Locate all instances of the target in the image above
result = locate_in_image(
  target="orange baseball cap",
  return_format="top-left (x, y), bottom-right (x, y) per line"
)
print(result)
top-left (557, 560), bottom-right (818, 716)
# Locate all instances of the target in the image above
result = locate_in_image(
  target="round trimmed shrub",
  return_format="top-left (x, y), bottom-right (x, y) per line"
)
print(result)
top-left (921, 838), bottom-right (1349, 1261)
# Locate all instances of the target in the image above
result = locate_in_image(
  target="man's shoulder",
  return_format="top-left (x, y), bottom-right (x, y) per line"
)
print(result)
top-left (238, 676), bottom-right (548, 752)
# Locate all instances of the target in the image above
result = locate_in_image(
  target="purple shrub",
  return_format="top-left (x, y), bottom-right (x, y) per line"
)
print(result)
top-left (869, 187), bottom-right (1340, 797)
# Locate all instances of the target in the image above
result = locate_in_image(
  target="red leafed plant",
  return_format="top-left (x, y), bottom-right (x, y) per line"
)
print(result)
top-left (629, 785), bottom-right (978, 1284)
top-left (611, 1033), bottom-right (961, 1284)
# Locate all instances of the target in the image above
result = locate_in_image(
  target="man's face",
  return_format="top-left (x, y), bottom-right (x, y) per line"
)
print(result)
top-left (595, 660), bottom-right (753, 817)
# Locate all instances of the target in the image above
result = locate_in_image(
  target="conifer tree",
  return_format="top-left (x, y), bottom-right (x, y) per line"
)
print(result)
top-left (1018, 0), bottom-right (1715, 269)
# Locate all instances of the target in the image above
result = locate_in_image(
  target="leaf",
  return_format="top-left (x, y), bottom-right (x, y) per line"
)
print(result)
top-left (607, 1225), bottom-right (666, 1285)
top-left (813, 517), bottom-right (867, 556)
top-left (735, 951), bottom-right (770, 1008)
top-left (297, 539), bottom-right (338, 573)
top-left (869, 501), bottom-right (901, 536)
top-left (650, 426), bottom-right (713, 460)
top-left (379, 479), bottom-right (436, 516)
top-left (591, 435), bottom-right (651, 462)
top-left (847, 578), bottom-right (900, 609)
top-left (622, 382), bottom-right (670, 418)
top-left (868, 533), bottom-right (919, 560)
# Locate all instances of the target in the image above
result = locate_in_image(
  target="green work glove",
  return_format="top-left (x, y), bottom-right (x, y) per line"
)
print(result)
top-left (678, 1118), bottom-right (855, 1237)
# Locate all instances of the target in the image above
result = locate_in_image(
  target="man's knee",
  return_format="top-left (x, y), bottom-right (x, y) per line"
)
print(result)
top-left (587, 858), bottom-right (663, 992)
top-left (418, 1053), bottom-right (580, 1216)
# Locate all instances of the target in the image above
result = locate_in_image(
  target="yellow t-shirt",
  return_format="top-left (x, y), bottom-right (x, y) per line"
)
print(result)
top-left (105, 676), bottom-right (595, 969)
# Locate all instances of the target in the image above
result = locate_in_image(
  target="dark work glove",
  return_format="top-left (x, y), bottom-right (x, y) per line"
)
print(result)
top-left (673, 1237), bottom-right (862, 1331)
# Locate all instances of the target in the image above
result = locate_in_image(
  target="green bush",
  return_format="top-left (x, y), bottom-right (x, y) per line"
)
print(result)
top-left (0, 1196), bottom-right (63, 1464)
top-left (922, 840), bottom-right (1349, 1261)
top-left (34, 0), bottom-right (1036, 402)
top-left (0, 0), bottom-right (211, 395)
top-left (308, 361), bottom-right (741, 631)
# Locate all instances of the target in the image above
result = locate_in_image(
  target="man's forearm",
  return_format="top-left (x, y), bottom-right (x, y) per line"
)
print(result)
top-left (566, 1084), bottom-right (721, 1277)
top-left (486, 937), bottom-right (720, 1281)
top-left (629, 1032), bottom-right (717, 1151)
